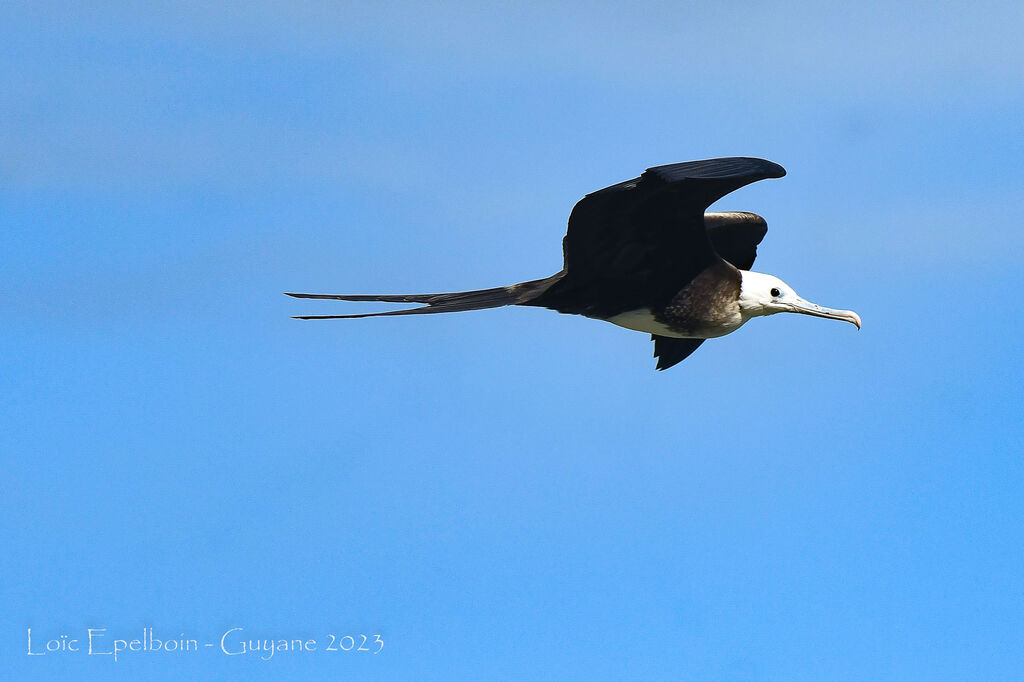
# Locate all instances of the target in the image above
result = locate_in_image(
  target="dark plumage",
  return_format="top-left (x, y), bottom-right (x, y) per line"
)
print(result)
top-left (289, 157), bottom-right (861, 370)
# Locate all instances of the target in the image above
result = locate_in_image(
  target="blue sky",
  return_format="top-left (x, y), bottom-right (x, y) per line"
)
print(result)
top-left (3, 2), bottom-right (1023, 679)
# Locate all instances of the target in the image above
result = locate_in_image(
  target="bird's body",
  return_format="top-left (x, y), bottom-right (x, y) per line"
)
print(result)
top-left (288, 157), bottom-right (860, 370)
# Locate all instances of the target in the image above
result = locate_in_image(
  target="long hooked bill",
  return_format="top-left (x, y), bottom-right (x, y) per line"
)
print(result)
top-left (788, 298), bottom-right (862, 329)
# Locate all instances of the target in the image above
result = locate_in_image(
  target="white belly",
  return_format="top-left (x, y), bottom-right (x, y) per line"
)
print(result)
top-left (605, 308), bottom-right (745, 339)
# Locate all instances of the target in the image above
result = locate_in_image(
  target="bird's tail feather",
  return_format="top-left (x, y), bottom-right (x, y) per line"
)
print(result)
top-left (286, 276), bottom-right (561, 320)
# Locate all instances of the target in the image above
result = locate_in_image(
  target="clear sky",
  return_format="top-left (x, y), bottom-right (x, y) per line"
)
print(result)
top-left (3, 2), bottom-right (1023, 679)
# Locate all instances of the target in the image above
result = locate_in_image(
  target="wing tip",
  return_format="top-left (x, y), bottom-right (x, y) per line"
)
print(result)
top-left (644, 156), bottom-right (787, 182)
top-left (764, 158), bottom-right (787, 178)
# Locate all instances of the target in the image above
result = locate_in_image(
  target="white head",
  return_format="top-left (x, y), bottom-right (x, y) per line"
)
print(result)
top-left (738, 271), bottom-right (861, 328)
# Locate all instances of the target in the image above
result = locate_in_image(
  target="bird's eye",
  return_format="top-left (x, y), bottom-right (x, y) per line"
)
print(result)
top-left (770, 287), bottom-right (781, 297)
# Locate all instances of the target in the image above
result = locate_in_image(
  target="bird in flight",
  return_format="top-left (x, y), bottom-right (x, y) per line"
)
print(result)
top-left (287, 157), bottom-right (860, 370)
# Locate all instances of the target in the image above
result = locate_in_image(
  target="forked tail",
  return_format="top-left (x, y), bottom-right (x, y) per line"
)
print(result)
top-left (285, 274), bottom-right (562, 319)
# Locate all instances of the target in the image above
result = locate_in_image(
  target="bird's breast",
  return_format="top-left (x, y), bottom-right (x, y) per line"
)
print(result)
top-left (657, 260), bottom-right (745, 338)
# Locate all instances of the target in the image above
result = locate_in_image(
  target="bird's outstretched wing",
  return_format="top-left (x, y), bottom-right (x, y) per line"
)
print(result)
top-left (704, 211), bottom-right (769, 271)
top-left (531, 157), bottom-right (784, 318)
top-left (652, 336), bottom-right (705, 371)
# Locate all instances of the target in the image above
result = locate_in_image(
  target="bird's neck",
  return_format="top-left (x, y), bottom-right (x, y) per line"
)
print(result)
top-left (737, 270), bottom-right (772, 320)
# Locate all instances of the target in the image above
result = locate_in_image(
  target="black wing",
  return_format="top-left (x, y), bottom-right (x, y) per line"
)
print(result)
top-left (705, 211), bottom-right (769, 271)
top-left (652, 337), bottom-right (705, 371)
top-left (530, 157), bottom-right (784, 318)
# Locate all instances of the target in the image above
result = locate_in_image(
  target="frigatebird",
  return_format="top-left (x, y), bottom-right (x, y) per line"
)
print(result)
top-left (287, 157), bottom-right (860, 370)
